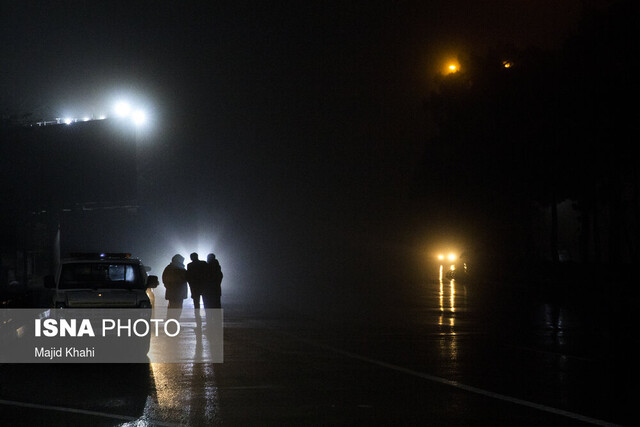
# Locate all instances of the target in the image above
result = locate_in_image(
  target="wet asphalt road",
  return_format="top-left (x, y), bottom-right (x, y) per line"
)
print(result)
top-left (0, 278), bottom-right (637, 426)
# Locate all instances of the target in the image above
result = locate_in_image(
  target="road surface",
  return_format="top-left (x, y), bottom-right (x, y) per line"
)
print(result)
top-left (0, 278), bottom-right (636, 425)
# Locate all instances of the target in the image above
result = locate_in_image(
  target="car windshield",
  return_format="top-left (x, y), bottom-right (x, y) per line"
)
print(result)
top-left (59, 263), bottom-right (142, 289)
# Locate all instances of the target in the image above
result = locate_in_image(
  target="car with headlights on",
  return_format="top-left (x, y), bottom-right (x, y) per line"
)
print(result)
top-left (437, 251), bottom-right (471, 282)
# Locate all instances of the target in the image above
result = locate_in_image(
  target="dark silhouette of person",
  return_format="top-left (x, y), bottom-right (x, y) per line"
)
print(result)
top-left (162, 254), bottom-right (188, 310)
top-left (186, 253), bottom-right (209, 309)
top-left (205, 253), bottom-right (223, 309)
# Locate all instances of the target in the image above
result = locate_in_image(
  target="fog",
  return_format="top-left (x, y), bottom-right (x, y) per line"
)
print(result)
top-left (1, 1), bottom-right (600, 313)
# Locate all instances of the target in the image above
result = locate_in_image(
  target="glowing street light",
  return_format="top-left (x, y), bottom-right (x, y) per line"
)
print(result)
top-left (442, 58), bottom-right (461, 75)
top-left (28, 97), bottom-right (150, 128)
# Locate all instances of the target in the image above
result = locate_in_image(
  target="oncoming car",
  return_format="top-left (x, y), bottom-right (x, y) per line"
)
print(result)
top-left (44, 253), bottom-right (159, 308)
top-left (437, 252), bottom-right (470, 281)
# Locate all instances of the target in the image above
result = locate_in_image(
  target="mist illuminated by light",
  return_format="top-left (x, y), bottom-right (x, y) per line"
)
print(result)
top-left (171, 236), bottom-right (221, 269)
top-left (114, 101), bottom-right (132, 117)
top-left (132, 109), bottom-right (147, 126)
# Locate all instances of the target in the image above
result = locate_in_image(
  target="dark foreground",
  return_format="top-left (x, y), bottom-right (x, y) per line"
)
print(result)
top-left (0, 278), bottom-right (637, 426)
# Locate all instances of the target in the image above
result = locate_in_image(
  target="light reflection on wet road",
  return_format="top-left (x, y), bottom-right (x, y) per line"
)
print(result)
top-left (1, 278), bottom-right (636, 425)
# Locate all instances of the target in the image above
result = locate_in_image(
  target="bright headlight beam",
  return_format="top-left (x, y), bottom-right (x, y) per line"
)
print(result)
top-left (132, 110), bottom-right (147, 126)
top-left (114, 101), bottom-right (132, 117)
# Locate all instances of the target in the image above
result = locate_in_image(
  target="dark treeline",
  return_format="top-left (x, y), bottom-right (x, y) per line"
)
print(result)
top-left (415, 0), bottom-right (638, 280)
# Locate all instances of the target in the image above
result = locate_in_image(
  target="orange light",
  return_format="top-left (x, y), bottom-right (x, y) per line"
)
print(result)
top-left (443, 59), bottom-right (460, 75)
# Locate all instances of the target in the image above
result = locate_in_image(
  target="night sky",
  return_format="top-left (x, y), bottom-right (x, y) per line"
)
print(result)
top-left (0, 1), bottom-right (607, 303)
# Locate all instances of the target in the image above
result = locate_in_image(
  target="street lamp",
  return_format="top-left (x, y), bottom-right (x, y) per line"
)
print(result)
top-left (442, 58), bottom-right (461, 75)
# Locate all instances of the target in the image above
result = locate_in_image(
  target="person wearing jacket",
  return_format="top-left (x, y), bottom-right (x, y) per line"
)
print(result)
top-left (162, 254), bottom-right (188, 311)
top-left (205, 253), bottom-right (223, 309)
top-left (186, 252), bottom-right (208, 309)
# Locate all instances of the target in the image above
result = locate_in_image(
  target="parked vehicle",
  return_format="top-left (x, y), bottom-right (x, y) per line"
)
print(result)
top-left (44, 252), bottom-right (158, 308)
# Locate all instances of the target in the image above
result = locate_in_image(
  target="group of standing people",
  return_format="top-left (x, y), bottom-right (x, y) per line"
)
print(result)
top-left (162, 253), bottom-right (223, 309)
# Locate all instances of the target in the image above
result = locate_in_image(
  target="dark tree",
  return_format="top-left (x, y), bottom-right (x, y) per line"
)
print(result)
top-left (416, 0), bottom-right (638, 280)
